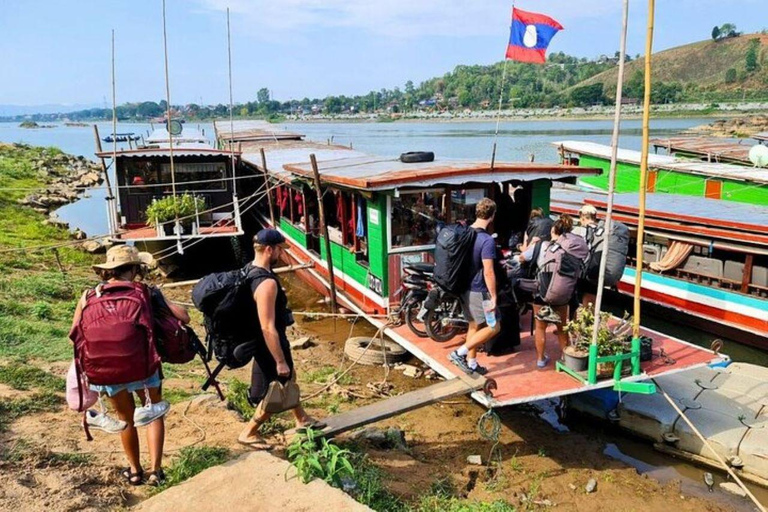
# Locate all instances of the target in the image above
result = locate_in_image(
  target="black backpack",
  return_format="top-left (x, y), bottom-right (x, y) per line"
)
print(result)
top-left (192, 264), bottom-right (275, 369)
top-left (433, 224), bottom-right (478, 295)
top-left (583, 220), bottom-right (630, 287)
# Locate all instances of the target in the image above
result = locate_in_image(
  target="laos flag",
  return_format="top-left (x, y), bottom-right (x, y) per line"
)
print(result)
top-left (506, 8), bottom-right (563, 64)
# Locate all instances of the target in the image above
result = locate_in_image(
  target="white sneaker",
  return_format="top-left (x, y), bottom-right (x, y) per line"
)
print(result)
top-left (133, 400), bottom-right (170, 427)
top-left (86, 409), bottom-right (128, 434)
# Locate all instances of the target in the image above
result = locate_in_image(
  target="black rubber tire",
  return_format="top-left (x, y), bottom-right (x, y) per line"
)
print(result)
top-left (425, 308), bottom-right (459, 343)
top-left (344, 336), bottom-right (409, 366)
top-left (399, 151), bottom-right (435, 163)
top-left (404, 300), bottom-right (429, 338)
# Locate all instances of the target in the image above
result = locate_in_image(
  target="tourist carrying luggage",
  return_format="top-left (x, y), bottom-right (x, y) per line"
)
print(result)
top-left (532, 215), bottom-right (588, 368)
top-left (237, 229), bottom-right (325, 449)
top-left (578, 204), bottom-right (630, 306)
top-left (70, 245), bottom-right (190, 486)
top-left (447, 198), bottom-right (501, 375)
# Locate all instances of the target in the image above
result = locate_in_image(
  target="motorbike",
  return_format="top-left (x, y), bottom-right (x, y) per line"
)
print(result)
top-left (423, 286), bottom-right (468, 342)
top-left (398, 263), bottom-right (434, 338)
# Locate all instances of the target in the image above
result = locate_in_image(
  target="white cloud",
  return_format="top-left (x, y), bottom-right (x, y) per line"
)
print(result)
top-left (196, 0), bottom-right (623, 39)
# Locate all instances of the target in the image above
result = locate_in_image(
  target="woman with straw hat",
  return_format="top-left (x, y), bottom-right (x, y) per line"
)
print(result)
top-left (71, 245), bottom-right (189, 486)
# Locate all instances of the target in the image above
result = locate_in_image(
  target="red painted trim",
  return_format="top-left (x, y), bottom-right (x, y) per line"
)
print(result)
top-left (647, 171), bottom-right (657, 193)
top-left (616, 281), bottom-right (768, 336)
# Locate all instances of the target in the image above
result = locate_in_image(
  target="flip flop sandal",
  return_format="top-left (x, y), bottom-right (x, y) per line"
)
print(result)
top-left (237, 438), bottom-right (273, 450)
top-left (145, 469), bottom-right (167, 487)
top-left (120, 467), bottom-right (144, 486)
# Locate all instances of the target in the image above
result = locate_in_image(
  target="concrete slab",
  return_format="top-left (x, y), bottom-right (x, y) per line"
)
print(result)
top-left (136, 451), bottom-right (371, 512)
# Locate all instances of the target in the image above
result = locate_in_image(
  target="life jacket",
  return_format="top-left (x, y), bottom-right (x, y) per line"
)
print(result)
top-left (432, 224), bottom-right (478, 295)
top-left (537, 233), bottom-right (589, 306)
top-left (70, 282), bottom-right (160, 386)
top-left (583, 220), bottom-right (630, 287)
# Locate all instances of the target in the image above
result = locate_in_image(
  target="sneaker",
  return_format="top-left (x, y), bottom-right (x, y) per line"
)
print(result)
top-left (133, 400), bottom-right (170, 427)
top-left (537, 355), bottom-right (551, 369)
top-left (536, 306), bottom-right (562, 324)
top-left (86, 409), bottom-right (128, 434)
top-left (448, 350), bottom-right (472, 374)
top-left (468, 363), bottom-right (489, 376)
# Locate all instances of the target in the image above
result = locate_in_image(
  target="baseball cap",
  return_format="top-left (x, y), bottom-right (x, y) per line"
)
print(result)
top-left (254, 229), bottom-right (289, 248)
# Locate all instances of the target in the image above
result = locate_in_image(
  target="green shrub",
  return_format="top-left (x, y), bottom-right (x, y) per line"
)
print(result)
top-left (226, 378), bottom-right (255, 419)
top-left (287, 428), bottom-right (354, 487)
top-left (145, 194), bottom-right (206, 227)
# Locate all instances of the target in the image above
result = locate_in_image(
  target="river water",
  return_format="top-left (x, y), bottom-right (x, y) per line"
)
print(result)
top-left (1, 118), bottom-right (766, 365)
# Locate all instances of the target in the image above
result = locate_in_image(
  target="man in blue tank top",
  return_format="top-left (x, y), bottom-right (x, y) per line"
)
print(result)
top-left (448, 198), bottom-right (501, 375)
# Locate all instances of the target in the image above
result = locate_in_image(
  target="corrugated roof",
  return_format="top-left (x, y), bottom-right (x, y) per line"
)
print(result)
top-left (96, 147), bottom-right (239, 159)
top-left (554, 140), bottom-right (768, 185)
top-left (214, 120), bottom-right (304, 143)
top-left (650, 136), bottom-right (754, 165)
top-left (145, 127), bottom-right (209, 145)
top-left (754, 132), bottom-right (768, 143)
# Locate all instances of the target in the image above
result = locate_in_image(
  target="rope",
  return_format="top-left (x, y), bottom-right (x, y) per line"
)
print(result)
top-left (653, 379), bottom-right (766, 512)
top-left (477, 408), bottom-right (502, 467)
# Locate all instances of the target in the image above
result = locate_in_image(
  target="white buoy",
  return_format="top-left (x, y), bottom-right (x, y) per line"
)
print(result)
top-left (748, 144), bottom-right (768, 167)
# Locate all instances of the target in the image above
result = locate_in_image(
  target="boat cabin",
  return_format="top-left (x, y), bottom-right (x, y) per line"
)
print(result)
top-left (96, 127), bottom-right (244, 241)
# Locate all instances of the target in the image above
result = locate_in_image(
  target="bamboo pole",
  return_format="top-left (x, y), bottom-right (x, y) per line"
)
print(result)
top-left (654, 381), bottom-right (767, 512)
top-left (260, 148), bottom-right (276, 227)
top-left (589, 0), bottom-right (630, 376)
top-left (226, 7), bottom-right (237, 195)
top-left (632, 0), bottom-right (655, 340)
top-left (158, 262), bottom-right (313, 289)
top-left (310, 154), bottom-right (338, 314)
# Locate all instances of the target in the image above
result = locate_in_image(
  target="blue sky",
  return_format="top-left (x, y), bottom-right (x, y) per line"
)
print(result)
top-left (1, 0), bottom-right (767, 106)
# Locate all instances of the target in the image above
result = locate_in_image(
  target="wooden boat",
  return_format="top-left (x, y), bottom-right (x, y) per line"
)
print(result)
top-left (650, 135), bottom-right (765, 167)
top-left (218, 120), bottom-right (722, 407)
top-left (96, 126), bottom-right (245, 250)
top-left (553, 140), bottom-right (768, 206)
top-left (551, 186), bottom-right (768, 348)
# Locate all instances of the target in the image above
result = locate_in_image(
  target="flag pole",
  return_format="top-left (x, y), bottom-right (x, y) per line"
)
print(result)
top-left (589, 0), bottom-right (629, 352)
top-left (632, 0), bottom-right (656, 347)
top-left (490, 4), bottom-right (515, 172)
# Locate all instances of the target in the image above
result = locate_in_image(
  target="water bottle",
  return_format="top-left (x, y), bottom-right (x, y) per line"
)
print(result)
top-left (482, 299), bottom-right (496, 328)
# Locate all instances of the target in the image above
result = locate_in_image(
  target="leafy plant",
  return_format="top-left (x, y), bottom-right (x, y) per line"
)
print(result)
top-left (145, 193), bottom-right (205, 227)
top-left (226, 377), bottom-right (255, 420)
top-left (287, 428), bottom-right (354, 487)
top-left (563, 306), bottom-right (633, 357)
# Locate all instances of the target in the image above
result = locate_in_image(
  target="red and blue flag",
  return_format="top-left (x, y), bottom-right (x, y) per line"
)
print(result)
top-left (505, 8), bottom-right (563, 64)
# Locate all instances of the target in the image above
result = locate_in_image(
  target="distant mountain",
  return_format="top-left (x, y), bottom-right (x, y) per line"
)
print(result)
top-left (577, 33), bottom-right (768, 101)
top-left (0, 103), bottom-right (101, 117)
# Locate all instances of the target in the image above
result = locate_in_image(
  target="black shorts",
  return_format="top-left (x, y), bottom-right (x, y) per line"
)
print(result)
top-left (578, 278), bottom-right (598, 297)
top-left (248, 335), bottom-right (294, 405)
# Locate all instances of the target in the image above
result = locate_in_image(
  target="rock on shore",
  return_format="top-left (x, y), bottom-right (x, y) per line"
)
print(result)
top-left (16, 147), bottom-right (104, 214)
top-left (691, 114), bottom-right (768, 138)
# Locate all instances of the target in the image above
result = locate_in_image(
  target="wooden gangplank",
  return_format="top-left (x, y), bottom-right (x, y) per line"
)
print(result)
top-left (290, 373), bottom-right (492, 438)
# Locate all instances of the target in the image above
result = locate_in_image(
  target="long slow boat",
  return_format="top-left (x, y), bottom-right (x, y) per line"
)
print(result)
top-left (554, 140), bottom-right (768, 205)
top-left (650, 135), bottom-right (767, 167)
top-left (220, 120), bottom-right (723, 408)
top-left (551, 186), bottom-right (768, 348)
top-left (96, 125), bottom-right (246, 255)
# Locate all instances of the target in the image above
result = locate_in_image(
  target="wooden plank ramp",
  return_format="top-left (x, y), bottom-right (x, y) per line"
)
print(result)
top-left (288, 373), bottom-right (491, 438)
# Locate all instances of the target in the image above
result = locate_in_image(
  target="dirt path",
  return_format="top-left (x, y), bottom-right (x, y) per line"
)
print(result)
top-left (0, 273), bottom-right (746, 511)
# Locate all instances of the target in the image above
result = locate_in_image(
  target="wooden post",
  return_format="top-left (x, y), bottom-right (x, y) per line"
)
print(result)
top-left (92, 125), bottom-right (114, 195)
top-left (310, 153), bottom-right (338, 314)
top-left (742, 254), bottom-right (754, 294)
top-left (259, 148), bottom-right (276, 227)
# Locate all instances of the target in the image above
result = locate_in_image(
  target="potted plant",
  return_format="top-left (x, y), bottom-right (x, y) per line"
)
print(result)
top-left (562, 305), bottom-right (633, 375)
top-left (146, 194), bottom-right (206, 236)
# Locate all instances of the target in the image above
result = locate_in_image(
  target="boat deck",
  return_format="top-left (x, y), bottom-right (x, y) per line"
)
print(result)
top-left (115, 224), bottom-right (240, 240)
top-left (382, 314), bottom-right (721, 408)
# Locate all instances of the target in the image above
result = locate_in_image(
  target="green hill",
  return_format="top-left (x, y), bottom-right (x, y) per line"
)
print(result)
top-left (578, 33), bottom-right (768, 102)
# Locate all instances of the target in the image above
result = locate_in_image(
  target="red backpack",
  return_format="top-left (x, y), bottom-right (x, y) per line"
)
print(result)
top-left (154, 301), bottom-right (199, 364)
top-left (70, 282), bottom-right (160, 386)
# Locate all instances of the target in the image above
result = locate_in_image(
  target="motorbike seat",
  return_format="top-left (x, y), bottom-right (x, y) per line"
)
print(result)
top-left (404, 262), bottom-right (435, 274)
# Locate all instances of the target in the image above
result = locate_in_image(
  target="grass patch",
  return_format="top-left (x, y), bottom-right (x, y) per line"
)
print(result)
top-left (163, 387), bottom-right (196, 405)
top-left (158, 446), bottom-right (231, 491)
top-left (0, 393), bottom-right (63, 431)
top-left (45, 451), bottom-right (93, 466)
top-left (414, 497), bottom-right (517, 512)
top-left (0, 361), bottom-right (64, 392)
top-left (348, 452), bottom-right (407, 512)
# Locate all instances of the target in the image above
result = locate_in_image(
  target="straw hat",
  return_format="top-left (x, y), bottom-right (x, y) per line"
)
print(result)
top-left (93, 245), bottom-right (153, 270)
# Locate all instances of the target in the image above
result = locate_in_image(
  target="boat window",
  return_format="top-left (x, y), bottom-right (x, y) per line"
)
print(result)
top-left (353, 195), bottom-right (369, 266)
top-left (450, 188), bottom-right (486, 224)
top-left (124, 160), bottom-right (159, 194)
top-left (159, 162), bottom-right (226, 192)
top-left (390, 190), bottom-right (447, 249)
top-left (289, 187), bottom-right (305, 231)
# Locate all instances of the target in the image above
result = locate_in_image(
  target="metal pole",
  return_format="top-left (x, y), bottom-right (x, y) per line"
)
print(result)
top-left (226, 7), bottom-right (237, 195)
top-left (259, 148), bottom-right (276, 227)
top-left (490, 58), bottom-right (510, 172)
top-left (588, 0), bottom-right (629, 379)
top-left (632, 0), bottom-right (655, 341)
top-left (161, 0), bottom-right (177, 200)
top-left (310, 154), bottom-right (338, 314)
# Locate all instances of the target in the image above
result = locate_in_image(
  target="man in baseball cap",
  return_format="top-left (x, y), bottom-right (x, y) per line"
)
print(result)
top-left (253, 228), bottom-right (289, 249)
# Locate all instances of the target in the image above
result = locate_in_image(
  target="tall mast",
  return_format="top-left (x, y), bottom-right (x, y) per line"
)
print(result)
top-left (161, 0), bottom-right (177, 200)
top-left (227, 7), bottom-right (237, 195)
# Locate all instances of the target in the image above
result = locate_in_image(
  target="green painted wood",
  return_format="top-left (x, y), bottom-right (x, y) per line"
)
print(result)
top-left (721, 180), bottom-right (768, 205)
top-left (654, 170), bottom-right (705, 196)
top-left (367, 194), bottom-right (388, 296)
top-left (531, 179), bottom-right (552, 214)
top-left (280, 219), bottom-right (307, 247)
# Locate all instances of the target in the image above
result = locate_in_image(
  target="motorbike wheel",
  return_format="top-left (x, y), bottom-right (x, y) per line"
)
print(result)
top-left (404, 300), bottom-right (429, 338)
top-left (425, 307), bottom-right (459, 343)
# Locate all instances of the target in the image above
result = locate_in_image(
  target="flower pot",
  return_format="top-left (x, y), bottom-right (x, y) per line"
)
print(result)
top-left (562, 346), bottom-right (589, 372)
top-left (597, 359), bottom-right (632, 379)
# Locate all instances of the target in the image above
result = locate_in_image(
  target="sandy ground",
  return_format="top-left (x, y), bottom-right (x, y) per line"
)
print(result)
top-left (0, 273), bottom-right (750, 511)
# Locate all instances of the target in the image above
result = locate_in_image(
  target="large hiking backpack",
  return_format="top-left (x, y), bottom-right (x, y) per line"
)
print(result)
top-left (70, 282), bottom-right (160, 386)
top-left (537, 233), bottom-right (589, 306)
top-left (433, 224), bottom-right (478, 295)
top-left (584, 220), bottom-right (630, 287)
top-left (192, 264), bottom-right (275, 369)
